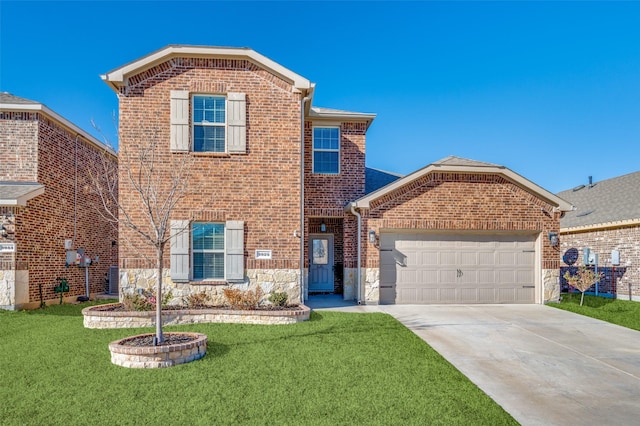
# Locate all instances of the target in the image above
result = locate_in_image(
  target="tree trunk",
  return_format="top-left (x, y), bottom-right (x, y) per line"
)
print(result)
top-left (155, 245), bottom-right (164, 345)
top-left (580, 291), bottom-right (585, 307)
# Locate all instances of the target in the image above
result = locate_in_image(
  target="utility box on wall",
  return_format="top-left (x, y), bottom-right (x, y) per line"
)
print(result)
top-left (611, 250), bottom-right (620, 266)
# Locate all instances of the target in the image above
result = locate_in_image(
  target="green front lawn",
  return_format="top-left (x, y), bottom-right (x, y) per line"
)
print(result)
top-left (549, 293), bottom-right (640, 331)
top-left (0, 301), bottom-right (515, 425)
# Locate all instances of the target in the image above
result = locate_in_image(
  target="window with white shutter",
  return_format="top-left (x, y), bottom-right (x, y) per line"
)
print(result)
top-left (170, 91), bottom-right (190, 152)
top-left (170, 220), bottom-right (190, 282)
top-left (225, 220), bottom-right (245, 282)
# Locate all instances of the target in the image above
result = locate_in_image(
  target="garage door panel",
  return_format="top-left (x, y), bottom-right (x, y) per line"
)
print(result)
top-left (380, 232), bottom-right (536, 304)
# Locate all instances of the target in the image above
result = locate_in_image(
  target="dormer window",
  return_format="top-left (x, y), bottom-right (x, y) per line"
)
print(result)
top-left (313, 127), bottom-right (340, 174)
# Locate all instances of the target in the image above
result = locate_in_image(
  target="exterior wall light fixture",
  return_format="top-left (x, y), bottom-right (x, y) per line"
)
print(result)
top-left (320, 221), bottom-right (326, 233)
top-left (369, 229), bottom-right (377, 244)
top-left (548, 232), bottom-right (559, 246)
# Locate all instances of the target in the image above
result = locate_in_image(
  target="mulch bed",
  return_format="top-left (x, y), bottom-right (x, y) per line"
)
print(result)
top-left (119, 333), bottom-right (197, 347)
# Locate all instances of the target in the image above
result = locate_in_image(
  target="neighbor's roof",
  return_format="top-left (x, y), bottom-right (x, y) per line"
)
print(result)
top-left (0, 182), bottom-right (44, 206)
top-left (558, 171), bottom-right (640, 231)
top-left (350, 155), bottom-right (574, 211)
top-left (365, 167), bottom-right (403, 194)
top-left (101, 44), bottom-right (315, 94)
top-left (0, 92), bottom-right (116, 157)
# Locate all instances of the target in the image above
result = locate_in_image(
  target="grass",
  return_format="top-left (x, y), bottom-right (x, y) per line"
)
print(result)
top-left (0, 301), bottom-right (516, 426)
top-left (548, 293), bottom-right (640, 331)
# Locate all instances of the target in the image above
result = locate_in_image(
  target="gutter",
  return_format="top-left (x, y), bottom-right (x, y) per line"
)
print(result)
top-left (349, 203), bottom-right (362, 304)
top-left (300, 96), bottom-right (311, 304)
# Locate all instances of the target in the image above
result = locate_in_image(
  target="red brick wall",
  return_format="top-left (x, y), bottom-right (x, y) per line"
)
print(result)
top-left (0, 112), bottom-right (39, 181)
top-left (360, 172), bottom-right (560, 268)
top-left (1, 112), bottom-right (118, 304)
top-left (117, 58), bottom-right (302, 272)
top-left (560, 225), bottom-right (640, 299)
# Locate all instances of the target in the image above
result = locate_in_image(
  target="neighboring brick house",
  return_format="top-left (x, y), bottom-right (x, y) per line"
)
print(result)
top-left (558, 173), bottom-right (640, 301)
top-left (102, 45), bottom-right (571, 306)
top-left (0, 93), bottom-right (118, 310)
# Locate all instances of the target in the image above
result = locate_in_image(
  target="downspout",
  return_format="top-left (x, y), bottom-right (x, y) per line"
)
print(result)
top-left (300, 96), bottom-right (311, 304)
top-left (349, 204), bottom-right (362, 304)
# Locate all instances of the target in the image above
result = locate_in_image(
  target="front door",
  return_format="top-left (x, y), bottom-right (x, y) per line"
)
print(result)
top-left (309, 234), bottom-right (334, 292)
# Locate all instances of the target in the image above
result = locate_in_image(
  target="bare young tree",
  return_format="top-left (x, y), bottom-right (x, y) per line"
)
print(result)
top-left (564, 265), bottom-right (604, 306)
top-left (89, 121), bottom-right (193, 344)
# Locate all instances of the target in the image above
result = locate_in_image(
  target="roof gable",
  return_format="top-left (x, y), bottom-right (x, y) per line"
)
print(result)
top-left (351, 156), bottom-right (573, 212)
top-left (558, 171), bottom-right (640, 230)
top-left (101, 45), bottom-right (314, 94)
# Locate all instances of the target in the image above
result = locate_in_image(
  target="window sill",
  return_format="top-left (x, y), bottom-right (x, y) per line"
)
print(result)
top-left (189, 280), bottom-right (227, 286)
top-left (192, 152), bottom-right (231, 158)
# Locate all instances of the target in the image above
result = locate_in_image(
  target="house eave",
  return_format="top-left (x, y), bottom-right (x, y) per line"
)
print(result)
top-left (0, 102), bottom-right (116, 158)
top-left (0, 184), bottom-right (45, 207)
top-left (351, 163), bottom-right (574, 212)
top-left (101, 45), bottom-right (314, 94)
top-left (560, 218), bottom-right (640, 234)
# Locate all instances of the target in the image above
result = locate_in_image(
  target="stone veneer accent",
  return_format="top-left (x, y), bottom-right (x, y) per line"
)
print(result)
top-left (83, 303), bottom-right (311, 329)
top-left (543, 269), bottom-right (560, 303)
top-left (109, 332), bottom-right (207, 368)
top-left (119, 268), bottom-right (301, 306)
top-left (0, 269), bottom-right (16, 309)
top-left (364, 267), bottom-right (380, 304)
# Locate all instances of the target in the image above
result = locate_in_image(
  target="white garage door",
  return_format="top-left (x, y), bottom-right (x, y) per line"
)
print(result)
top-left (379, 232), bottom-right (536, 304)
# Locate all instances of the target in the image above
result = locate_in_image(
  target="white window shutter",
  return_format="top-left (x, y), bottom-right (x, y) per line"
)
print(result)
top-left (170, 90), bottom-right (190, 152)
top-left (170, 219), bottom-right (190, 282)
top-left (227, 92), bottom-right (246, 153)
top-left (225, 220), bottom-right (245, 281)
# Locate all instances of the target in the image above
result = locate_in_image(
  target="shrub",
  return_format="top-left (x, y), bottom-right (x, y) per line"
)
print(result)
top-left (223, 286), bottom-right (263, 309)
top-left (268, 291), bottom-right (288, 307)
top-left (121, 289), bottom-right (173, 311)
top-left (184, 291), bottom-right (211, 308)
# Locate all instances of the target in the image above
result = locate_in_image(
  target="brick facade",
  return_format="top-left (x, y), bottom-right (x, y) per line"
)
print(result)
top-left (560, 225), bottom-right (640, 301)
top-left (0, 111), bottom-right (118, 309)
top-left (115, 56), bottom-right (304, 301)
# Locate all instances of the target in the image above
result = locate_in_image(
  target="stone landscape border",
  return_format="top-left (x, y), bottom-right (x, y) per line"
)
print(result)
top-left (82, 303), bottom-right (311, 328)
top-left (109, 332), bottom-right (207, 368)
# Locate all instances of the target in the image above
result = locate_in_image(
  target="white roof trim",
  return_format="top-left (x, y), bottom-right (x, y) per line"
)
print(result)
top-left (561, 218), bottom-right (640, 233)
top-left (349, 163), bottom-right (574, 211)
top-left (0, 186), bottom-right (45, 207)
top-left (0, 103), bottom-right (116, 157)
top-left (101, 45), bottom-right (313, 92)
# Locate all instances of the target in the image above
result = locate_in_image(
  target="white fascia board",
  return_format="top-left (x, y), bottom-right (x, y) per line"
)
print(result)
top-left (0, 186), bottom-right (45, 207)
top-left (0, 103), bottom-right (117, 158)
top-left (560, 218), bottom-right (640, 234)
top-left (101, 45), bottom-right (313, 92)
top-left (352, 163), bottom-right (574, 212)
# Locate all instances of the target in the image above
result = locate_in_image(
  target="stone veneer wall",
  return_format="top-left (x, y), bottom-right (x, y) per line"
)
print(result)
top-left (120, 268), bottom-right (301, 306)
top-left (543, 269), bottom-right (560, 303)
top-left (0, 269), bottom-right (16, 309)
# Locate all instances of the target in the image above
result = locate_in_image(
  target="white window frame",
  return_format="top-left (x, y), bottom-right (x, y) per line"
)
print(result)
top-left (312, 126), bottom-right (341, 175)
top-left (192, 94), bottom-right (227, 153)
top-left (191, 222), bottom-right (226, 281)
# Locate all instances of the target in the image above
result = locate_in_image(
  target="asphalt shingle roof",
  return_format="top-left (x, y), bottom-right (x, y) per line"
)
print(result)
top-left (0, 92), bottom-right (39, 105)
top-left (365, 167), bottom-right (402, 194)
top-left (558, 171), bottom-right (640, 229)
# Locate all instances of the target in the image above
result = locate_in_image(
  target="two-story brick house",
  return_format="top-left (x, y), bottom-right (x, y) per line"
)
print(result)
top-left (0, 93), bottom-right (118, 309)
top-left (103, 45), bottom-right (572, 306)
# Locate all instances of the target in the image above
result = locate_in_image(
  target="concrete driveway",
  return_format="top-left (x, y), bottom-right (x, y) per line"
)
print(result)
top-left (309, 298), bottom-right (640, 426)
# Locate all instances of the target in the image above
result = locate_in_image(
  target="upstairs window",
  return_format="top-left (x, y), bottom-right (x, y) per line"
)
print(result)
top-left (313, 127), bottom-right (340, 174)
top-left (193, 95), bottom-right (226, 152)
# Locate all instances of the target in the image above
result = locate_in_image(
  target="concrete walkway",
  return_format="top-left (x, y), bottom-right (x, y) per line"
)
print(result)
top-left (307, 296), bottom-right (640, 426)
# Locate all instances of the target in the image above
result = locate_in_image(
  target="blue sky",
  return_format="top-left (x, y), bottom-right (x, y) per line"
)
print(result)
top-left (1, 1), bottom-right (639, 193)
